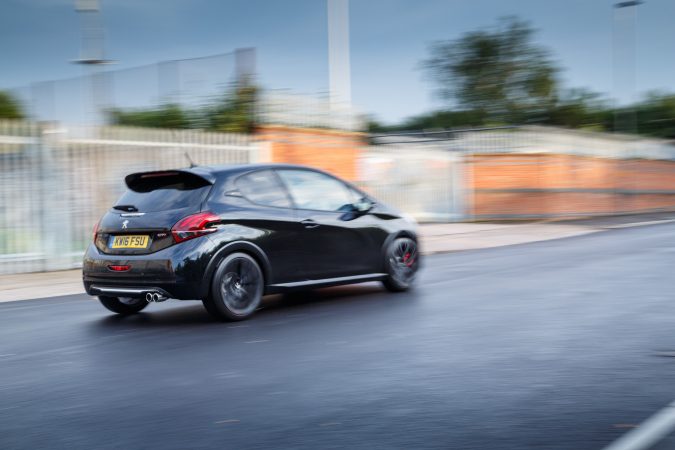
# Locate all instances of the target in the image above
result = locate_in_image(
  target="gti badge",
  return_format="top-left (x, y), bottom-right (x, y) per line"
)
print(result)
top-left (122, 219), bottom-right (129, 229)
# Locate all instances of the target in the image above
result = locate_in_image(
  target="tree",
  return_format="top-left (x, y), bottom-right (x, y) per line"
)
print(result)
top-left (547, 88), bottom-right (611, 130)
top-left (109, 104), bottom-right (192, 129)
top-left (367, 110), bottom-right (486, 133)
top-left (0, 91), bottom-right (25, 119)
top-left (203, 84), bottom-right (257, 133)
top-left (108, 83), bottom-right (258, 133)
top-left (633, 92), bottom-right (675, 139)
top-left (423, 17), bottom-right (558, 124)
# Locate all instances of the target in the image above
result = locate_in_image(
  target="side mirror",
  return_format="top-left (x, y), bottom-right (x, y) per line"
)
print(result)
top-left (338, 198), bottom-right (374, 222)
top-left (353, 198), bottom-right (374, 213)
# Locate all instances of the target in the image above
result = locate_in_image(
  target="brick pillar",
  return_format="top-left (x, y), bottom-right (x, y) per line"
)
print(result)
top-left (255, 125), bottom-right (364, 181)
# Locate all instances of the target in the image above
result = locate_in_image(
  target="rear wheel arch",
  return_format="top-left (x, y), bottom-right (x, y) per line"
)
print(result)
top-left (203, 252), bottom-right (265, 321)
top-left (201, 241), bottom-right (270, 298)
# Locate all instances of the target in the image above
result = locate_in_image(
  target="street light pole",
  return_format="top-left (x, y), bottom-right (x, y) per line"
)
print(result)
top-left (613, 0), bottom-right (643, 135)
top-left (73, 0), bottom-right (114, 125)
top-left (612, 1), bottom-right (643, 215)
top-left (327, 0), bottom-right (352, 112)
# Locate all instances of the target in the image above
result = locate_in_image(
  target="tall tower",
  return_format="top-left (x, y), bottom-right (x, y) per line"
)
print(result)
top-left (613, 0), bottom-right (643, 134)
top-left (327, 0), bottom-right (352, 111)
top-left (73, 0), bottom-right (113, 124)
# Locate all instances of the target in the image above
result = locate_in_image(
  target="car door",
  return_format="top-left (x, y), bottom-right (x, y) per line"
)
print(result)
top-left (275, 168), bottom-right (380, 280)
top-left (218, 169), bottom-right (300, 284)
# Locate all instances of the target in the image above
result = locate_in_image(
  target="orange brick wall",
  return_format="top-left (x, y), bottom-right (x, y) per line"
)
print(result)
top-left (256, 125), bottom-right (364, 181)
top-left (253, 128), bottom-right (675, 219)
top-left (468, 154), bottom-right (675, 218)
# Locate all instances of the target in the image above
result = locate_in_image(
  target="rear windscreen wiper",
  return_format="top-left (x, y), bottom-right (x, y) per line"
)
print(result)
top-left (113, 204), bottom-right (139, 212)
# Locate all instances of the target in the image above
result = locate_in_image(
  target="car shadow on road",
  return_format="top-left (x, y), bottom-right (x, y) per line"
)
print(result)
top-left (88, 282), bottom-right (411, 330)
top-left (266, 283), bottom-right (388, 310)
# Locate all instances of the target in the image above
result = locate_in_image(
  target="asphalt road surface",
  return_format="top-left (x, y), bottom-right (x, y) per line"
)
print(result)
top-left (3, 223), bottom-right (675, 450)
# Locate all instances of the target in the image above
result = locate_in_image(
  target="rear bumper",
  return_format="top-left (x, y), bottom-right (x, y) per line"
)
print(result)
top-left (82, 237), bottom-right (214, 300)
top-left (87, 285), bottom-right (173, 299)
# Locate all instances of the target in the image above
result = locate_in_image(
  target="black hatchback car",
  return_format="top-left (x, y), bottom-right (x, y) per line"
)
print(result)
top-left (83, 164), bottom-right (420, 320)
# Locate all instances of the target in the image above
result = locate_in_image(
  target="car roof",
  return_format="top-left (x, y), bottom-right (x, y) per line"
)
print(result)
top-left (184, 163), bottom-right (333, 181)
top-left (125, 164), bottom-right (345, 189)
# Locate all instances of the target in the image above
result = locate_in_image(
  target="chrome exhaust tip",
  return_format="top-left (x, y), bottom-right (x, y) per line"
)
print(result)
top-left (144, 291), bottom-right (168, 302)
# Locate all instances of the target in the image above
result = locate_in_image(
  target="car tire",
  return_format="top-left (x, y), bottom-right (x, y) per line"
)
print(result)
top-left (98, 296), bottom-right (149, 315)
top-left (203, 252), bottom-right (264, 321)
top-left (382, 237), bottom-right (419, 292)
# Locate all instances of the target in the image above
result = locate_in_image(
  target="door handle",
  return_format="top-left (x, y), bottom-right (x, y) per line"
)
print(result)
top-left (301, 219), bottom-right (320, 229)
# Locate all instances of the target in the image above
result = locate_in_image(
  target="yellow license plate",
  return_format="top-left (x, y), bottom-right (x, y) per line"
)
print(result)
top-left (110, 235), bottom-right (149, 249)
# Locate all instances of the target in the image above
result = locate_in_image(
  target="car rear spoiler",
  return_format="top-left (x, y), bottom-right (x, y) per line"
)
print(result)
top-left (125, 169), bottom-right (216, 191)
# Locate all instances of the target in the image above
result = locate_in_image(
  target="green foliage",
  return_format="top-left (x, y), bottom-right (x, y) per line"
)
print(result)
top-left (424, 17), bottom-right (558, 124)
top-left (109, 104), bottom-right (191, 129)
top-left (203, 84), bottom-right (257, 133)
top-left (378, 91), bottom-right (675, 139)
top-left (545, 89), bottom-right (611, 129)
top-left (109, 83), bottom-right (258, 133)
top-left (0, 91), bottom-right (25, 119)
top-left (365, 119), bottom-right (388, 133)
top-left (368, 110), bottom-right (487, 133)
top-left (633, 92), bottom-right (675, 139)
top-left (386, 16), bottom-right (673, 139)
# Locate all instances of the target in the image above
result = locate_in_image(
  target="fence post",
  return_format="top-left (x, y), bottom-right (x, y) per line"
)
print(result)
top-left (450, 151), bottom-right (465, 221)
top-left (252, 141), bottom-right (271, 163)
top-left (464, 150), bottom-right (475, 222)
top-left (38, 122), bottom-right (72, 272)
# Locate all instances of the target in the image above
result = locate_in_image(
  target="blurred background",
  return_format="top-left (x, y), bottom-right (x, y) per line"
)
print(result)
top-left (5, 3), bottom-right (675, 450)
top-left (1, 0), bottom-right (675, 273)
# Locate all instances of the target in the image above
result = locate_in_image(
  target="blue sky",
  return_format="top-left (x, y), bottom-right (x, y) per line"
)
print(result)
top-left (1, 0), bottom-right (674, 123)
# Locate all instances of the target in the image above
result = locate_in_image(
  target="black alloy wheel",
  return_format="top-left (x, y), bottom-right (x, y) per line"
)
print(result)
top-left (382, 237), bottom-right (419, 292)
top-left (203, 252), bottom-right (264, 321)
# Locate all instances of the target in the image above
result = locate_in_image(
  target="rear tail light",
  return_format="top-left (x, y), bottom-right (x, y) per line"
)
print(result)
top-left (108, 265), bottom-right (131, 272)
top-left (171, 212), bottom-right (221, 243)
top-left (92, 220), bottom-right (100, 242)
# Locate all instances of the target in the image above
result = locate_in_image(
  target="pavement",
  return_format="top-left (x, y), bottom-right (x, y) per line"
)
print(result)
top-left (0, 270), bottom-right (85, 303)
top-left (3, 222), bottom-right (675, 449)
top-left (3, 214), bottom-right (675, 303)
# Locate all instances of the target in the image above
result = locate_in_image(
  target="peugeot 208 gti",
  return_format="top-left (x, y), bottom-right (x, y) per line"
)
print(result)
top-left (83, 164), bottom-right (420, 320)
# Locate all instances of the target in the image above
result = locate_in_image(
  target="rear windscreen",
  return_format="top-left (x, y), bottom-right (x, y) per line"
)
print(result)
top-left (116, 172), bottom-right (212, 212)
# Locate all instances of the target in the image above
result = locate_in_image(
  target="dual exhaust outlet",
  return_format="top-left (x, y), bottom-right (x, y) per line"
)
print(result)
top-left (145, 291), bottom-right (168, 303)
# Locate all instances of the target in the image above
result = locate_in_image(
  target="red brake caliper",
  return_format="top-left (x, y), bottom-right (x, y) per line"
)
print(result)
top-left (403, 252), bottom-right (414, 267)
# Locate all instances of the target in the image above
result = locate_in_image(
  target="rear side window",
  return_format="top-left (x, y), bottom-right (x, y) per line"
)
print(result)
top-left (236, 170), bottom-right (292, 208)
top-left (276, 169), bottom-right (353, 212)
top-left (116, 172), bottom-right (212, 212)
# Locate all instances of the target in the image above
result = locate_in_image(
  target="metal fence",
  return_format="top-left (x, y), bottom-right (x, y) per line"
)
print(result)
top-left (0, 120), bottom-right (258, 274)
top-left (257, 91), bottom-right (364, 132)
top-left (360, 128), bottom-right (525, 222)
top-left (9, 51), bottom-right (244, 126)
top-left (364, 126), bottom-right (675, 222)
top-left (4, 121), bottom-right (675, 273)
top-left (7, 49), bottom-right (365, 132)
top-left (358, 144), bottom-right (465, 222)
